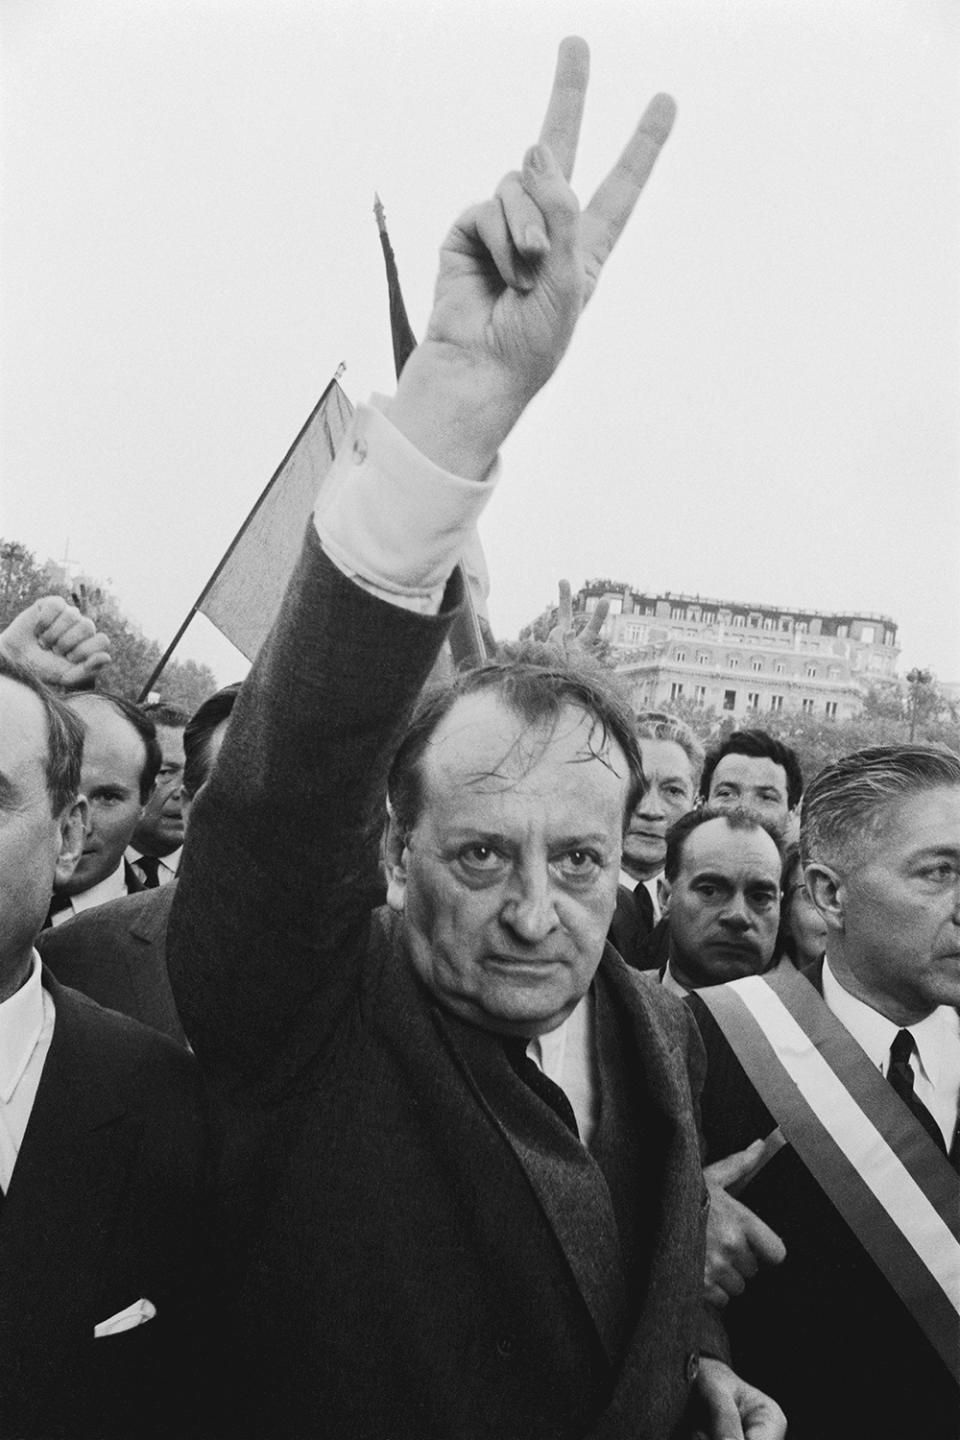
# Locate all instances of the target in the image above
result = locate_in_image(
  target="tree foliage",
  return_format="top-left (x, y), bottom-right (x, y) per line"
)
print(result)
top-left (0, 538), bottom-right (217, 714)
top-left (650, 683), bottom-right (960, 786)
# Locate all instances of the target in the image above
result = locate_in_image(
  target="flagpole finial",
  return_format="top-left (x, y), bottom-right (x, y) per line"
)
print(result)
top-left (334, 362), bottom-right (346, 381)
top-left (373, 193), bottom-right (386, 233)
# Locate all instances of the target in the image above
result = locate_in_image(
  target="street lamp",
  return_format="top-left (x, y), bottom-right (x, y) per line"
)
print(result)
top-left (906, 667), bottom-right (932, 742)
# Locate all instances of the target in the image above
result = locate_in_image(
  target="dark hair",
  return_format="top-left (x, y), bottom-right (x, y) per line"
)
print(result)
top-left (182, 683), bottom-right (241, 799)
top-left (67, 691), bottom-right (161, 802)
top-left (664, 804), bottom-right (783, 884)
top-left (634, 710), bottom-right (706, 787)
top-left (387, 644), bottom-right (644, 837)
top-left (141, 701), bottom-right (190, 729)
top-left (0, 654), bottom-right (85, 814)
top-left (801, 743), bottom-right (960, 872)
top-left (700, 728), bottom-right (804, 810)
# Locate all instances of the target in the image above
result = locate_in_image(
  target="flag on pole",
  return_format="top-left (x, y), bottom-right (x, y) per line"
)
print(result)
top-left (373, 196), bottom-right (490, 668)
top-left (198, 377), bottom-right (353, 661)
top-left (138, 373), bottom-right (352, 698)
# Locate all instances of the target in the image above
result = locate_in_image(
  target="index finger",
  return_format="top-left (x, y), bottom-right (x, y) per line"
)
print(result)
top-left (537, 37), bottom-right (590, 182)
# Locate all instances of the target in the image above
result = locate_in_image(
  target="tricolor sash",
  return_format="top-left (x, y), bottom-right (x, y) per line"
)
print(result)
top-left (698, 962), bottom-right (960, 1383)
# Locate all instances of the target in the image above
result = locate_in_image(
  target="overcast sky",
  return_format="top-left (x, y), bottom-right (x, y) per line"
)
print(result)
top-left (2, 0), bottom-right (957, 688)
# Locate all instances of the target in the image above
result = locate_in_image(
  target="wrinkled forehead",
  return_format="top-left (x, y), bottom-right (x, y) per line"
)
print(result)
top-left (421, 692), bottom-right (630, 801)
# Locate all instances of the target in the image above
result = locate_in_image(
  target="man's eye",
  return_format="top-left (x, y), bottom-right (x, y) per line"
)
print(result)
top-left (458, 844), bottom-right (505, 872)
top-left (750, 893), bottom-right (779, 910)
top-left (553, 850), bottom-right (601, 882)
top-left (694, 883), bottom-right (719, 899)
top-left (921, 862), bottom-right (957, 883)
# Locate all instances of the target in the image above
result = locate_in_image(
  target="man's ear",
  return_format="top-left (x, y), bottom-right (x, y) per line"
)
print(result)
top-left (383, 809), bottom-right (409, 914)
top-left (805, 862), bottom-right (844, 929)
top-left (658, 876), bottom-right (671, 916)
top-left (54, 796), bottom-right (87, 886)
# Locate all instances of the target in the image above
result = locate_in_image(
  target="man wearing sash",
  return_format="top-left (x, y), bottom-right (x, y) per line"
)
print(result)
top-left (692, 744), bottom-right (960, 1439)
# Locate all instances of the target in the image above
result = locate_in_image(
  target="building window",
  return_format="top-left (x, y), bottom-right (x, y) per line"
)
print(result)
top-left (796, 621), bottom-right (808, 634)
top-left (747, 692), bottom-right (760, 709)
top-left (775, 663), bottom-right (785, 674)
top-left (732, 615), bottom-right (746, 628)
top-left (675, 650), bottom-right (686, 662)
top-left (698, 653), bottom-right (710, 664)
top-left (751, 659), bottom-right (763, 672)
top-left (723, 690), bottom-right (737, 711)
top-left (762, 617), bottom-right (774, 630)
top-left (670, 606), bottom-right (686, 620)
top-left (801, 698), bottom-right (814, 714)
top-left (806, 665), bottom-right (817, 678)
top-left (695, 685), bottom-right (707, 704)
top-left (728, 657), bottom-right (739, 669)
top-left (825, 701), bottom-right (838, 718)
top-left (769, 695), bottom-right (783, 712)
top-left (670, 682), bottom-right (684, 700)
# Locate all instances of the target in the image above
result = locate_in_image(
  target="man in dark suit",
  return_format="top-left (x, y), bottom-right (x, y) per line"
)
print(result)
top-left (692, 745), bottom-right (960, 1439)
top-left (610, 713), bottom-right (703, 972)
top-left (38, 683), bottom-right (241, 1044)
top-left (168, 40), bottom-right (783, 1440)
top-left (46, 691), bottom-right (161, 925)
top-left (0, 651), bottom-right (209, 1439)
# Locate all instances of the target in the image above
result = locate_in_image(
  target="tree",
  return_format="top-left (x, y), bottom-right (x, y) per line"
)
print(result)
top-left (0, 538), bottom-right (217, 712)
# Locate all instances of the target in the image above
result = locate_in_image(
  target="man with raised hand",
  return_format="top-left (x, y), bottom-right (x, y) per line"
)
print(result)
top-left (170, 39), bottom-right (783, 1440)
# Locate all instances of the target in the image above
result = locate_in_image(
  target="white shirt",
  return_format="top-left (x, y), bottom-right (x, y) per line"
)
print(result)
top-left (0, 954), bottom-right (55, 1192)
top-left (49, 860), bottom-right (129, 927)
top-left (823, 957), bottom-right (960, 1149)
top-left (313, 398), bottom-right (496, 617)
top-left (525, 996), bottom-right (598, 1146)
top-left (618, 869), bottom-right (663, 923)
top-left (126, 845), bottom-right (181, 886)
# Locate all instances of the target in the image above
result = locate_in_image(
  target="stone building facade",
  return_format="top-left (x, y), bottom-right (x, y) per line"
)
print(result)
top-left (567, 581), bottom-right (899, 722)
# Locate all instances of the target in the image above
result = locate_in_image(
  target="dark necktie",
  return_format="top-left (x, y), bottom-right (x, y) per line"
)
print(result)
top-left (42, 892), bottom-right (73, 930)
top-left (137, 855), bottom-right (162, 888)
top-left (633, 881), bottom-right (655, 934)
top-left (887, 1030), bottom-right (946, 1153)
top-left (503, 1038), bottom-right (580, 1139)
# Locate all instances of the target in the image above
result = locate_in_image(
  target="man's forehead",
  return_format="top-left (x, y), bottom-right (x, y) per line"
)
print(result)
top-left (156, 725), bottom-right (186, 760)
top-left (423, 691), bottom-right (628, 790)
top-left (851, 784), bottom-right (960, 861)
top-left (0, 676), bottom-right (48, 766)
top-left (639, 737), bottom-right (693, 781)
top-left (683, 817), bottom-right (781, 876)
top-left (712, 753), bottom-right (787, 792)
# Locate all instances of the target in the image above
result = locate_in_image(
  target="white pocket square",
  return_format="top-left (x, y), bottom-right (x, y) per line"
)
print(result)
top-left (93, 1297), bottom-right (156, 1337)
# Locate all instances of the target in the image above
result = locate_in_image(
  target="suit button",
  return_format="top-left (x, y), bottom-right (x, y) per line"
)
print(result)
top-left (684, 1350), bottom-right (700, 1383)
top-left (496, 1334), bottom-right (516, 1358)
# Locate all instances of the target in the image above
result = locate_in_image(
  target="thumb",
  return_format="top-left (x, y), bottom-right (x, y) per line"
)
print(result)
top-left (704, 1138), bottom-right (766, 1193)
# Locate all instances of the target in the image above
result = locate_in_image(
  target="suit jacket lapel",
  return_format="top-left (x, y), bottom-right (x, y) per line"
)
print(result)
top-left (432, 1002), bottom-right (628, 1365)
top-left (0, 979), bottom-right (132, 1334)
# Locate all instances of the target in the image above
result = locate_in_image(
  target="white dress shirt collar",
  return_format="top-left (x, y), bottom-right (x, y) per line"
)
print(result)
top-left (0, 953), bottom-right (46, 1102)
top-left (54, 860), bottom-right (128, 925)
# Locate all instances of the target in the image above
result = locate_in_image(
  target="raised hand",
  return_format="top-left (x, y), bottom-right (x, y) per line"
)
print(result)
top-left (388, 38), bottom-right (675, 478)
top-left (546, 579), bottom-right (610, 655)
top-left (0, 595), bottom-right (112, 688)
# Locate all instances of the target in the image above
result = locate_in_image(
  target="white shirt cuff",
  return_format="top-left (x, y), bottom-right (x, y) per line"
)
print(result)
top-left (313, 396), bottom-right (499, 615)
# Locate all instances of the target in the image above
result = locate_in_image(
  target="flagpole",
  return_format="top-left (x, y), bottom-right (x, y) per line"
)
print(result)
top-left (137, 367), bottom-right (346, 701)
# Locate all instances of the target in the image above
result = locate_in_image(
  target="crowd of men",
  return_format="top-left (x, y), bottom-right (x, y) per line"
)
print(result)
top-left (2, 37), bottom-right (956, 1440)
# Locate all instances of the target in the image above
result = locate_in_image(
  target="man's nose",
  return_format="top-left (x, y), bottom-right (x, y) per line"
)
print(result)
top-left (637, 788), bottom-right (665, 819)
top-left (501, 870), bottom-right (559, 943)
top-left (718, 895), bottom-right (751, 930)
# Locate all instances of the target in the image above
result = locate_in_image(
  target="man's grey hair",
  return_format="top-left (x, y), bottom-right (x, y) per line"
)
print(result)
top-left (800, 744), bottom-right (960, 872)
top-left (634, 710), bottom-right (705, 788)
